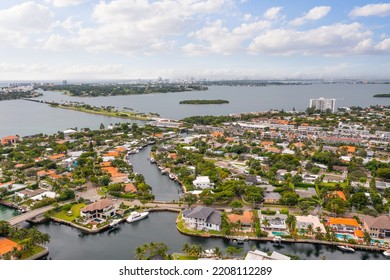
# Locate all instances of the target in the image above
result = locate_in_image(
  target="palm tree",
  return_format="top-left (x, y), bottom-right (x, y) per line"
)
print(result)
top-left (307, 224), bottom-right (314, 238)
top-left (182, 243), bottom-right (191, 255)
top-left (262, 218), bottom-right (270, 230)
top-left (315, 226), bottom-right (324, 240)
top-left (213, 247), bottom-right (222, 259)
top-left (134, 244), bottom-right (146, 260)
top-left (363, 230), bottom-right (372, 246)
top-left (286, 215), bottom-right (297, 234)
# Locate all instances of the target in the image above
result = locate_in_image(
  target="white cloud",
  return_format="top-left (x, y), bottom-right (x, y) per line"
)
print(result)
top-left (264, 7), bottom-right (283, 21)
top-left (349, 3), bottom-right (390, 17)
top-left (44, 0), bottom-right (233, 55)
top-left (45, 0), bottom-right (89, 7)
top-left (0, 2), bottom-right (54, 47)
top-left (290, 6), bottom-right (331, 26)
top-left (183, 20), bottom-right (270, 55)
top-left (248, 22), bottom-right (372, 56)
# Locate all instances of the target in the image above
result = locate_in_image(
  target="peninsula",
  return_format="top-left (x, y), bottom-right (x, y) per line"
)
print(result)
top-left (41, 83), bottom-right (208, 97)
top-left (179, 99), bottom-right (229, 105)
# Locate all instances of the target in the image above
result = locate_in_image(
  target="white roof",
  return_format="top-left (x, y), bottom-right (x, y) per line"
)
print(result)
top-left (193, 176), bottom-right (210, 183)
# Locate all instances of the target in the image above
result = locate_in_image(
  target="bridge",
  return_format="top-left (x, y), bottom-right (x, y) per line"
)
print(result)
top-left (7, 205), bottom-right (55, 226)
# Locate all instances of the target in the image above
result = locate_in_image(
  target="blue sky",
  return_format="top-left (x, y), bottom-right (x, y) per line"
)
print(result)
top-left (0, 0), bottom-right (389, 80)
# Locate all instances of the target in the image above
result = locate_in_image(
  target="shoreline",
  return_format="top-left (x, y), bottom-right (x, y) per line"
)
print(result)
top-left (175, 222), bottom-right (387, 254)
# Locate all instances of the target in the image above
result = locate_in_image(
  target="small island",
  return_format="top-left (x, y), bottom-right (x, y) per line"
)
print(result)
top-left (179, 99), bottom-right (229, 105)
top-left (373, 94), bottom-right (390, 98)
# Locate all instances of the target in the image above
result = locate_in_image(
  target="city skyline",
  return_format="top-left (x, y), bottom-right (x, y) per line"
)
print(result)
top-left (1, 1), bottom-right (390, 80)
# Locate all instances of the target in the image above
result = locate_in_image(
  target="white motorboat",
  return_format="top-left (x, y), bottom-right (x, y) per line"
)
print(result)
top-left (126, 211), bottom-right (149, 223)
top-left (337, 245), bottom-right (355, 253)
top-left (108, 219), bottom-right (122, 228)
top-left (383, 250), bottom-right (390, 257)
top-left (150, 157), bottom-right (156, 163)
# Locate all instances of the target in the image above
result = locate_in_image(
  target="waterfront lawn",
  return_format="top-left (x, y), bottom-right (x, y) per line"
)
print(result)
top-left (172, 253), bottom-right (198, 260)
top-left (177, 218), bottom-right (222, 236)
top-left (20, 245), bottom-right (46, 260)
top-left (51, 203), bottom-right (86, 222)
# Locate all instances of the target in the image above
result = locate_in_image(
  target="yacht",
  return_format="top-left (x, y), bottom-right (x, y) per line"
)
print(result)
top-left (126, 211), bottom-right (149, 223)
top-left (383, 250), bottom-right (390, 257)
top-left (337, 245), bottom-right (355, 253)
top-left (150, 157), bottom-right (156, 163)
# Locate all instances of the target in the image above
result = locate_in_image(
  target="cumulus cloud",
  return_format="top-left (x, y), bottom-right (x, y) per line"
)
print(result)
top-left (248, 22), bottom-right (374, 55)
top-left (45, 0), bottom-right (89, 7)
top-left (349, 3), bottom-right (390, 17)
top-left (264, 7), bottom-right (283, 21)
top-left (0, 2), bottom-right (54, 47)
top-left (44, 0), bottom-right (233, 55)
top-left (290, 6), bottom-right (331, 26)
top-left (183, 20), bottom-right (270, 55)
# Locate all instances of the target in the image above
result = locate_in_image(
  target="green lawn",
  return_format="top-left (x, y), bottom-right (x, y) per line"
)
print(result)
top-left (172, 253), bottom-right (198, 260)
top-left (50, 203), bottom-right (86, 222)
top-left (21, 246), bottom-right (45, 260)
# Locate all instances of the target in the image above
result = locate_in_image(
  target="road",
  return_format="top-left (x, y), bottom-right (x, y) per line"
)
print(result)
top-left (7, 205), bottom-right (55, 226)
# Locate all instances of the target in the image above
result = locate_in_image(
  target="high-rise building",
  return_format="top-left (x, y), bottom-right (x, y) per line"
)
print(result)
top-left (309, 97), bottom-right (336, 113)
top-left (62, 80), bottom-right (67, 85)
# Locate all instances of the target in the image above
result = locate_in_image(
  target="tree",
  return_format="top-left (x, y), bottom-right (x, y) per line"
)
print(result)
top-left (286, 215), bottom-right (297, 234)
top-left (0, 221), bottom-right (11, 236)
top-left (363, 230), bottom-right (372, 246)
top-left (226, 246), bottom-right (243, 258)
top-left (182, 193), bottom-right (198, 208)
top-left (325, 197), bottom-right (346, 215)
top-left (262, 218), bottom-right (271, 230)
top-left (229, 200), bottom-right (243, 212)
top-left (134, 242), bottom-right (171, 260)
top-left (350, 192), bottom-right (369, 210)
top-left (307, 224), bottom-right (314, 239)
top-left (281, 191), bottom-right (299, 206)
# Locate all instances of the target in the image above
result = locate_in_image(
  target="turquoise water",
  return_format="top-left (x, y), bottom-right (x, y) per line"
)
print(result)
top-left (0, 204), bottom-right (19, 221)
top-left (272, 231), bottom-right (288, 236)
top-left (336, 233), bottom-right (355, 240)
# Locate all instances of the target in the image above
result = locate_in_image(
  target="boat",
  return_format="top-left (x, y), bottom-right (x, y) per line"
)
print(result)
top-left (384, 250), bottom-right (390, 257)
top-left (337, 245), bottom-right (355, 253)
top-left (273, 236), bottom-right (282, 243)
top-left (109, 219), bottom-right (122, 228)
top-left (126, 211), bottom-right (149, 223)
top-left (169, 173), bottom-right (175, 180)
top-left (150, 157), bottom-right (155, 163)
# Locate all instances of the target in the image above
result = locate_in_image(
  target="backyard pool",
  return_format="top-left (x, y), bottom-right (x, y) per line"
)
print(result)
top-left (272, 231), bottom-right (288, 236)
top-left (336, 233), bottom-right (355, 240)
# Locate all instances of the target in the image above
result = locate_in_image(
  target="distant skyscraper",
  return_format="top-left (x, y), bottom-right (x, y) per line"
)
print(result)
top-left (309, 97), bottom-right (336, 113)
top-left (62, 80), bottom-right (67, 85)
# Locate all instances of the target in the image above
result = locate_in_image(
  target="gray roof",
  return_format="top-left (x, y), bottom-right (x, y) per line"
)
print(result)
top-left (183, 206), bottom-right (221, 225)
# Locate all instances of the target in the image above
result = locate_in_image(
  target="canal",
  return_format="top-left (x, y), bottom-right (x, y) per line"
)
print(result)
top-left (0, 204), bottom-right (19, 221)
top-left (128, 145), bottom-right (182, 202)
top-left (31, 212), bottom-right (387, 260)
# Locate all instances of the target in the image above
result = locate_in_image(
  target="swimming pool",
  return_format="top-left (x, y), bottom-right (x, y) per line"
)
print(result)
top-left (336, 233), bottom-right (355, 240)
top-left (272, 231), bottom-right (288, 236)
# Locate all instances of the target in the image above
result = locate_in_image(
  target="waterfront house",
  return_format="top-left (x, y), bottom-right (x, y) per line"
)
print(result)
top-left (0, 238), bottom-right (21, 259)
top-left (362, 215), bottom-right (390, 239)
top-left (296, 215), bottom-right (326, 234)
top-left (192, 176), bottom-right (212, 189)
top-left (328, 217), bottom-right (360, 234)
top-left (182, 206), bottom-right (221, 231)
top-left (259, 214), bottom-right (287, 230)
top-left (80, 199), bottom-right (116, 220)
top-left (227, 211), bottom-right (254, 228)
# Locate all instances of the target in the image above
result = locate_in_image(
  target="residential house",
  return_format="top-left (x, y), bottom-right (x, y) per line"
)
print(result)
top-left (259, 214), bottom-right (287, 230)
top-left (296, 215), bottom-right (326, 234)
top-left (0, 238), bottom-right (21, 259)
top-left (263, 192), bottom-right (281, 204)
top-left (182, 206), bottom-right (221, 231)
top-left (192, 176), bottom-right (212, 189)
top-left (227, 211), bottom-right (254, 228)
top-left (328, 217), bottom-right (360, 234)
top-left (1, 135), bottom-right (19, 146)
top-left (80, 199), bottom-right (116, 220)
top-left (362, 215), bottom-right (390, 239)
